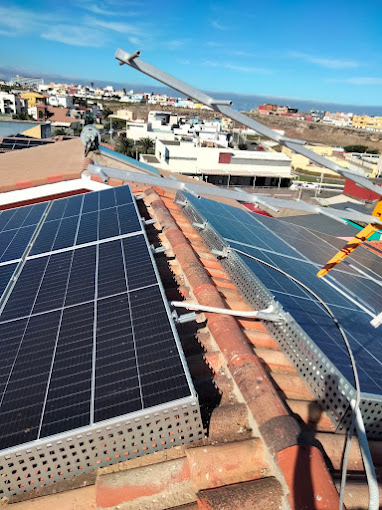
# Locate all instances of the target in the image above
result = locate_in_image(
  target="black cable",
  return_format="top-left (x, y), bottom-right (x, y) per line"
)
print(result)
top-left (230, 247), bottom-right (361, 509)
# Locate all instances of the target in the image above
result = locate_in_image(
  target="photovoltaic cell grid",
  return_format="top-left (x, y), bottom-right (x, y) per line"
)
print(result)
top-left (0, 186), bottom-right (196, 456)
top-left (182, 192), bottom-right (382, 399)
top-left (0, 137), bottom-right (54, 152)
top-left (0, 203), bottom-right (48, 264)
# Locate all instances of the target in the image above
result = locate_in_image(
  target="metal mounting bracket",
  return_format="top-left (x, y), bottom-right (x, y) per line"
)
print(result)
top-left (171, 309), bottom-right (198, 324)
top-left (192, 221), bottom-right (207, 230)
top-left (150, 244), bottom-right (167, 254)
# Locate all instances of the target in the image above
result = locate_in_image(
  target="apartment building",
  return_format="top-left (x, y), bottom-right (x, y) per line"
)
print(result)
top-left (141, 139), bottom-right (292, 187)
top-left (0, 92), bottom-right (23, 115)
top-left (352, 114), bottom-right (382, 131)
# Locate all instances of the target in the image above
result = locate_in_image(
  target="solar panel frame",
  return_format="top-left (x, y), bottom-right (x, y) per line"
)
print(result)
top-left (0, 186), bottom-right (202, 497)
top-left (177, 190), bottom-right (382, 439)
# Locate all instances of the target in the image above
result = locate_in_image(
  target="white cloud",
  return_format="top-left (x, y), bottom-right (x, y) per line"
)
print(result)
top-left (206, 41), bottom-right (222, 47)
top-left (76, 0), bottom-right (139, 16)
top-left (0, 28), bottom-right (15, 37)
top-left (211, 19), bottom-right (226, 30)
top-left (230, 50), bottom-right (256, 57)
top-left (289, 51), bottom-right (359, 69)
top-left (0, 6), bottom-right (52, 33)
top-left (89, 18), bottom-right (142, 34)
top-left (203, 60), bottom-right (220, 68)
top-left (225, 63), bottom-right (270, 73)
top-left (128, 36), bottom-right (141, 45)
top-left (42, 25), bottom-right (106, 47)
top-left (80, 4), bottom-right (116, 15)
top-left (166, 40), bottom-right (185, 50)
top-left (203, 60), bottom-right (271, 74)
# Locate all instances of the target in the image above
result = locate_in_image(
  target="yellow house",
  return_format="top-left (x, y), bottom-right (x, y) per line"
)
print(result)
top-left (221, 117), bottom-right (234, 131)
top-left (282, 145), bottom-right (349, 177)
top-left (352, 114), bottom-right (382, 131)
top-left (20, 92), bottom-right (47, 107)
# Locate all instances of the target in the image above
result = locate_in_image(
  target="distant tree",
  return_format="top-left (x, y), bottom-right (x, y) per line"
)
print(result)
top-left (101, 106), bottom-right (113, 121)
top-left (13, 112), bottom-right (33, 121)
top-left (90, 82), bottom-right (94, 88)
top-left (137, 137), bottom-right (154, 154)
top-left (238, 143), bottom-right (248, 150)
top-left (115, 137), bottom-right (134, 156)
top-left (123, 88), bottom-right (127, 96)
top-left (344, 144), bottom-right (369, 153)
top-left (368, 148), bottom-right (380, 155)
top-left (73, 127), bottom-right (83, 137)
top-left (53, 128), bottom-right (67, 135)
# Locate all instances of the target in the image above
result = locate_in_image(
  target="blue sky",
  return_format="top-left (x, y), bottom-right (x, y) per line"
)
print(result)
top-left (1, 0), bottom-right (382, 105)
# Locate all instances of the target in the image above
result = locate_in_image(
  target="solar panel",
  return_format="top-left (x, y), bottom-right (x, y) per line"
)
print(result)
top-left (0, 137), bottom-right (54, 152)
top-left (99, 146), bottom-right (161, 175)
top-left (0, 203), bottom-right (48, 264)
top-left (179, 191), bottom-right (382, 436)
top-left (0, 186), bottom-right (202, 497)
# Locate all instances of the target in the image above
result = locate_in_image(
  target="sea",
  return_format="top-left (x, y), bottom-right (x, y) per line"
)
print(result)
top-left (203, 91), bottom-right (382, 116)
top-left (104, 81), bottom-right (382, 116)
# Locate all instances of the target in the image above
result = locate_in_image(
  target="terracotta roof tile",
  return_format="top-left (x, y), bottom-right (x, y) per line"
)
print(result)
top-left (0, 138), bottom-right (84, 191)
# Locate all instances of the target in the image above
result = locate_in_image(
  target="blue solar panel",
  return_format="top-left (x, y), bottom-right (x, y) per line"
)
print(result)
top-left (0, 203), bottom-right (48, 264)
top-left (183, 193), bottom-right (382, 397)
top-left (29, 187), bottom-right (139, 256)
top-left (99, 146), bottom-right (160, 175)
top-left (0, 185), bottom-right (193, 452)
top-left (0, 263), bottom-right (18, 299)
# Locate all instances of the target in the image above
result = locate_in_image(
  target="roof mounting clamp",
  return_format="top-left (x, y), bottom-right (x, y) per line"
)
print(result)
top-left (180, 185), bottom-right (200, 199)
top-left (171, 309), bottom-right (197, 324)
top-left (192, 221), bottom-right (207, 230)
top-left (175, 199), bottom-right (188, 207)
top-left (371, 311), bottom-right (382, 329)
top-left (150, 244), bottom-right (167, 254)
top-left (143, 218), bottom-right (156, 226)
top-left (135, 194), bottom-right (145, 201)
top-left (211, 247), bottom-right (230, 259)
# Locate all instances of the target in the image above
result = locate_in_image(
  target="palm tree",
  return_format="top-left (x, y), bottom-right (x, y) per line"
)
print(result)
top-left (137, 137), bottom-right (155, 154)
top-left (115, 137), bottom-right (134, 156)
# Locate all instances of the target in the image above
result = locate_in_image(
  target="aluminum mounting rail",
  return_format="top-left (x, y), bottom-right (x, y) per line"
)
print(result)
top-left (115, 48), bottom-right (382, 198)
top-left (85, 163), bottom-right (382, 228)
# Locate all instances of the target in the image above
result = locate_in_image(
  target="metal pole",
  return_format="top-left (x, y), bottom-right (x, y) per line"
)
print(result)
top-left (85, 163), bottom-right (382, 227)
top-left (114, 48), bottom-right (382, 198)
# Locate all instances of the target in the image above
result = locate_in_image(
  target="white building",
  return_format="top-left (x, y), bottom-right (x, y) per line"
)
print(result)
top-left (141, 140), bottom-right (292, 187)
top-left (322, 111), bottom-right (353, 127)
top-left (9, 75), bottom-right (44, 88)
top-left (0, 92), bottom-right (23, 115)
top-left (47, 95), bottom-right (74, 108)
top-left (125, 121), bottom-right (176, 142)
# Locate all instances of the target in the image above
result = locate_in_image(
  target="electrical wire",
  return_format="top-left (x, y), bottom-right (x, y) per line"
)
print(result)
top-left (230, 246), bottom-right (378, 510)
